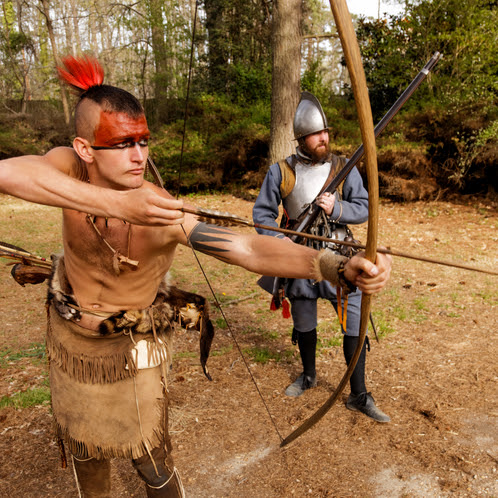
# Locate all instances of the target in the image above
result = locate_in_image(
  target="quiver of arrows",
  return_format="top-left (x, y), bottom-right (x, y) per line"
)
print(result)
top-left (0, 242), bottom-right (52, 287)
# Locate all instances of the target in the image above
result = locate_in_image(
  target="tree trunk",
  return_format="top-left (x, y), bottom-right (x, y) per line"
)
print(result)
top-left (269, 0), bottom-right (302, 165)
top-left (39, 0), bottom-right (70, 124)
top-left (204, 0), bottom-right (228, 93)
top-left (70, 0), bottom-right (81, 52)
top-left (16, 0), bottom-right (31, 113)
top-left (147, 0), bottom-right (169, 122)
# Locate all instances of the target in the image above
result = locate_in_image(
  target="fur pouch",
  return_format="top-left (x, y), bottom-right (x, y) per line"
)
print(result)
top-left (47, 254), bottom-right (82, 321)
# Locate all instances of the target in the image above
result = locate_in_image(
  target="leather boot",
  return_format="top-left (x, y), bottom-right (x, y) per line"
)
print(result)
top-left (133, 446), bottom-right (185, 497)
top-left (298, 328), bottom-right (317, 379)
top-left (145, 468), bottom-right (185, 497)
top-left (346, 391), bottom-right (391, 423)
top-left (343, 335), bottom-right (367, 395)
top-left (72, 455), bottom-right (111, 498)
top-left (284, 372), bottom-right (317, 397)
top-left (285, 329), bottom-right (317, 397)
top-left (343, 335), bottom-right (390, 422)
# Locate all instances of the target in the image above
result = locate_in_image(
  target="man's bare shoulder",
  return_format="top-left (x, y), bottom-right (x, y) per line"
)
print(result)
top-left (43, 147), bottom-right (86, 180)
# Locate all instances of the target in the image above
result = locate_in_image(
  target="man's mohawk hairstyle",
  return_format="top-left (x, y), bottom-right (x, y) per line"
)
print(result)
top-left (57, 55), bottom-right (104, 93)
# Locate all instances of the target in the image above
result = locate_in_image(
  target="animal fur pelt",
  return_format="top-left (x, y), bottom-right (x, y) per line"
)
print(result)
top-left (47, 254), bottom-right (81, 321)
top-left (162, 284), bottom-right (215, 381)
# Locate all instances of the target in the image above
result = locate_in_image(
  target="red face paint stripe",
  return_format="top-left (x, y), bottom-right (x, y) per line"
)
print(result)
top-left (93, 112), bottom-right (150, 147)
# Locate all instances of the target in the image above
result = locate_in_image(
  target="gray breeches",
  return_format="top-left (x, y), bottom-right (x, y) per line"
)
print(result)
top-left (290, 291), bottom-right (362, 335)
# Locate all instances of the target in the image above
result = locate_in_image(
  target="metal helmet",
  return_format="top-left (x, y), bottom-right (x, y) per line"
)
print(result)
top-left (293, 91), bottom-right (328, 140)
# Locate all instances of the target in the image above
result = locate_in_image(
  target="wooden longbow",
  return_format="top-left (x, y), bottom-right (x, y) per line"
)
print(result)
top-left (280, 0), bottom-right (379, 447)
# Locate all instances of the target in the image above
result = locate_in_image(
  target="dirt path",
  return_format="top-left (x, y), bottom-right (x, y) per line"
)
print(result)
top-left (0, 194), bottom-right (497, 497)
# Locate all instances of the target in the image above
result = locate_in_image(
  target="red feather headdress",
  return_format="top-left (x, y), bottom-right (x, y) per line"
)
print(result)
top-left (57, 55), bottom-right (104, 92)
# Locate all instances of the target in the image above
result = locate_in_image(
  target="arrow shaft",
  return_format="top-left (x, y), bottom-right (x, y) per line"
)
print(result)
top-left (181, 208), bottom-right (497, 276)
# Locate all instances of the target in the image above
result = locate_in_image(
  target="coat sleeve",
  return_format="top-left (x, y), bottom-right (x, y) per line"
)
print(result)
top-left (330, 166), bottom-right (369, 224)
top-left (252, 163), bottom-right (286, 238)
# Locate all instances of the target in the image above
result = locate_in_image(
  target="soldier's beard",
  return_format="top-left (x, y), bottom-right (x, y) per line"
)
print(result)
top-left (308, 142), bottom-right (329, 162)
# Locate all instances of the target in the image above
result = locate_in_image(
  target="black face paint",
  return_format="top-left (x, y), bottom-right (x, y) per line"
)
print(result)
top-left (188, 223), bottom-right (233, 263)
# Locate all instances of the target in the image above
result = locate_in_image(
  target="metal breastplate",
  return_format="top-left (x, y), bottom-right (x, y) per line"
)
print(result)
top-left (282, 158), bottom-right (359, 257)
top-left (283, 161), bottom-right (331, 219)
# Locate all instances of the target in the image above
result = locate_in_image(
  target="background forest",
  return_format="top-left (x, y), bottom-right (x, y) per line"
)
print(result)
top-left (0, 0), bottom-right (496, 199)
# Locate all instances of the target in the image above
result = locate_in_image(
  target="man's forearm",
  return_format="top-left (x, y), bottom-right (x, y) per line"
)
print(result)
top-left (188, 223), bottom-right (316, 278)
top-left (246, 233), bottom-right (317, 279)
top-left (186, 223), bottom-right (391, 294)
top-left (0, 158), bottom-right (185, 225)
top-left (232, 233), bottom-right (390, 295)
top-left (0, 158), bottom-right (114, 214)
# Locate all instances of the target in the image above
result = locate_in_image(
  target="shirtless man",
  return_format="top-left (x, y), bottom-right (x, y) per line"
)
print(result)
top-left (0, 56), bottom-right (391, 497)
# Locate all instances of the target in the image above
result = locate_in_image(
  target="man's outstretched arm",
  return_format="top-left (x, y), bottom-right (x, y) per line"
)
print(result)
top-left (182, 221), bottom-right (391, 295)
top-left (0, 148), bottom-right (185, 226)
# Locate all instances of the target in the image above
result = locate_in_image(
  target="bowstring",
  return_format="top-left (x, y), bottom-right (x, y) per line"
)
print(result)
top-left (175, 0), bottom-right (283, 443)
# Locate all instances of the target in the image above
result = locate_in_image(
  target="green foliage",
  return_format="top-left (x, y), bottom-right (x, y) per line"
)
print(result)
top-left (451, 119), bottom-right (498, 187)
top-left (226, 63), bottom-right (272, 105)
top-left (321, 94), bottom-right (361, 148)
top-left (0, 342), bottom-right (46, 368)
top-left (5, 31), bottom-right (33, 54)
top-left (0, 341), bottom-right (50, 410)
top-left (173, 351), bottom-right (197, 359)
top-left (317, 331), bottom-right (343, 349)
top-left (0, 385), bottom-right (51, 409)
top-left (314, 319), bottom-right (341, 349)
top-left (425, 206), bottom-right (439, 218)
top-left (356, 16), bottom-right (422, 119)
top-left (260, 330), bottom-right (279, 341)
top-left (301, 60), bottom-right (327, 99)
top-left (357, 0), bottom-right (497, 117)
top-left (214, 318), bottom-right (228, 329)
top-left (473, 287), bottom-right (498, 306)
top-left (150, 94), bottom-right (270, 192)
top-left (0, 116), bottom-right (56, 158)
top-left (243, 346), bottom-right (284, 363)
top-left (370, 310), bottom-right (396, 338)
top-left (406, 0), bottom-right (496, 113)
top-left (1, 0), bottom-right (16, 29)
top-left (209, 346), bottom-right (233, 357)
top-left (200, 0), bottom-right (272, 99)
top-left (356, 0), bottom-right (497, 194)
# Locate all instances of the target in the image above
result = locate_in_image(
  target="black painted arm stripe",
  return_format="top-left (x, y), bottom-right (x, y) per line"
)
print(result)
top-left (188, 222), bottom-right (234, 262)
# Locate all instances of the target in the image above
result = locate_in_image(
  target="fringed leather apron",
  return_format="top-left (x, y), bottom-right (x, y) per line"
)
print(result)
top-left (47, 300), bottom-right (174, 461)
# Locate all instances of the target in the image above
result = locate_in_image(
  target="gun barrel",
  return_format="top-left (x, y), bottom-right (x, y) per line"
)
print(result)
top-left (329, 52), bottom-right (442, 192)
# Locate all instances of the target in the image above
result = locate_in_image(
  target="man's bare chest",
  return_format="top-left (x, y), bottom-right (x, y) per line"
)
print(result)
top-left (63, 212), bottom-right (152, 274)
top-left (60, 210), bottom-right (175, 311)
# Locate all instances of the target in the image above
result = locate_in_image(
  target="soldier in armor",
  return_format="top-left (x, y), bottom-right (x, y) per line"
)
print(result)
top-left (253, 91), bottom-right (390, 422)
